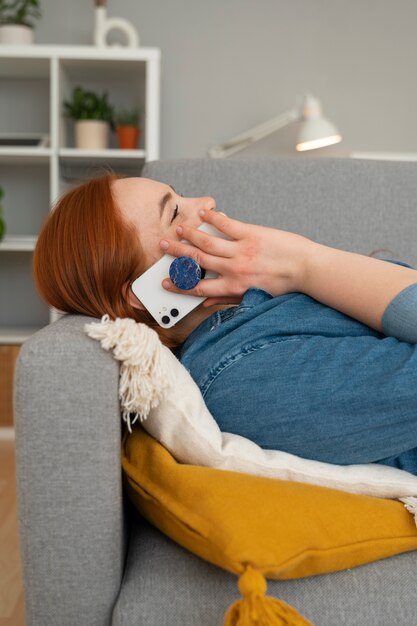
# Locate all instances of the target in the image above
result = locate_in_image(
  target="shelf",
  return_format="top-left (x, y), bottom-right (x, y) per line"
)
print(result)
top-left (0, 45), bottom-right (159, 337)
top-left (0, 44), bottom-right (160, 60)
top-left (0, 326), bottom-right (43, 344)
top-left (0, 147), bottom-right (51, 164)
top-left (0, 237), bottom-right (37, 251)
top-left (0, 45), bottom-right (160, 77)
top-left (59, 148), bottom-right (146, 160)
top-left (59, 148), bottom-right (147, 178)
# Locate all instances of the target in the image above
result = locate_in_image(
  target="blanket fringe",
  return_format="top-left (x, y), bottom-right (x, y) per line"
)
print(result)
top-left (223, 566), bottom-right (313, 626)
top-left (84, 314), bottom-right (175, 433)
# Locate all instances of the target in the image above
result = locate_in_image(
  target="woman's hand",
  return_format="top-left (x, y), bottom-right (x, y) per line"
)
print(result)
top-left (161, 209), bottom-right (417, 333)
top-left (159, 209), bottom-right (316, 307)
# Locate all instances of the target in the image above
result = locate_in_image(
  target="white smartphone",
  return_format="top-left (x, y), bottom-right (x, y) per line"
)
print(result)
top-left (131, 222), bottom-right (230, 328)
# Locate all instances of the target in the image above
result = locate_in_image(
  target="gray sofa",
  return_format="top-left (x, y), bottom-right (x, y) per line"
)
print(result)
top-left (14, 157), bottom-right (417, 626)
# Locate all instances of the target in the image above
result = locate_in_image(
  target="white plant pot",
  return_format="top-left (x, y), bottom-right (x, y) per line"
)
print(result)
top-left (75, 120), bottom-right (109, 150)
top-left (0, 24), bottom-right (34, 45)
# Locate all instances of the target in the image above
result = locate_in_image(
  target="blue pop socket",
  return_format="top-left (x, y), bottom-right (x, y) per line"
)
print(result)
top-left (169, 256), bottom-right (205, 290)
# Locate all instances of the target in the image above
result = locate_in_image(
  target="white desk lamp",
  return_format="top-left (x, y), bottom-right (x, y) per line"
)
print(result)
top-left (208, 93), bottom-right (342, 158)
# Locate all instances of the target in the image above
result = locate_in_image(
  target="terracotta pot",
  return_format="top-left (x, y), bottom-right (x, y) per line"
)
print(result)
top-left (116, 126), bottom-right (140, 150)
top-left (75, 120), bottom-right (109, 150)
top-left (0, 24), bottom-right (34, 45)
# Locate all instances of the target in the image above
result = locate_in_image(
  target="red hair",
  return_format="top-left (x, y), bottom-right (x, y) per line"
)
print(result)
top-left (33, 173), bottom-right (181, 347)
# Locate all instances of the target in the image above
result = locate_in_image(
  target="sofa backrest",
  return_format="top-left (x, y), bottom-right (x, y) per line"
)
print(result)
top-left (142, 157), bottom-right (417, 266)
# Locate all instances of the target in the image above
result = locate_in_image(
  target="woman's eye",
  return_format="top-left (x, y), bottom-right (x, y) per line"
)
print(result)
top-left (170, 204), bottom-right (179, 224)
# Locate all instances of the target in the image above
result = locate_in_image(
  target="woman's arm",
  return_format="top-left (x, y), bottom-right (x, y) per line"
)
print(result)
top-left (160, 209), bottom-right (417, 335)
top-left (301, 244), bottom-right (417, 333)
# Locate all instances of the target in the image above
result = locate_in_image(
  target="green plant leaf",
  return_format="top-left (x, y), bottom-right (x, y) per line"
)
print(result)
top-left (0, 0), bottom-right (42, 26)
top-left (63, 85), bottom-right (114, 122)
top-left (115, 106), bottom-right (142, 127)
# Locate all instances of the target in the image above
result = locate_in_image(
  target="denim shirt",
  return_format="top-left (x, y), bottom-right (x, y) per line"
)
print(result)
top-left (179, 259), bottom-right (417, 475)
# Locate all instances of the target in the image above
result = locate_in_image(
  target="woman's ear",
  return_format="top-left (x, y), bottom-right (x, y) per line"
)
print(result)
top-left (123, 281), bottom-right (146, 311)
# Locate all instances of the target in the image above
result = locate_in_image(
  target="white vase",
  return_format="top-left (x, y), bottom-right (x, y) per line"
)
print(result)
top-left (75, 120), bottom-right (109, 150)
top-left (93, 6), bottom-right (139, 48)
top-left (0, 24), bottom-right (34, 45)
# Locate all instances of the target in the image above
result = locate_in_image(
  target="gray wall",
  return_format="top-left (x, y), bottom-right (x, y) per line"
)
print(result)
top-left (36, 0), bottom-right (416, 160)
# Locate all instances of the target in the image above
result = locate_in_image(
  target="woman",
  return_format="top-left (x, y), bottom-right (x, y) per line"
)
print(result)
top-left (33, 173), bottom-right (417, 475)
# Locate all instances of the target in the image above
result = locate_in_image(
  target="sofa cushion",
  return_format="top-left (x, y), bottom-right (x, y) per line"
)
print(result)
top-left (111, 513), bottom-right (417, 626)
top-left (121, 427), bottom-right (417, 624)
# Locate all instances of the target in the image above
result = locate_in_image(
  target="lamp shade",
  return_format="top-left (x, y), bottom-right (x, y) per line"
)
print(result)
top-left (207, 92), bottom-right (342, 158)
top-left (296, 94), bottom-right (342, 152)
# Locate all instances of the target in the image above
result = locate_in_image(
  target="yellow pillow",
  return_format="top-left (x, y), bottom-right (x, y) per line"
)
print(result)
top-left (122, 427), bottom-right (417, 626)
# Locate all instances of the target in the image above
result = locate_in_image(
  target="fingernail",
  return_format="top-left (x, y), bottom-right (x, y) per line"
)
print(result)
top-left (199, 209), bottom-right (206, 218)
top-left (176, 226), bottom-right (183, 235)
top-left (160, 240), bottom-right (169, 250)
top-left (162, 279), bottom-right (170, 289)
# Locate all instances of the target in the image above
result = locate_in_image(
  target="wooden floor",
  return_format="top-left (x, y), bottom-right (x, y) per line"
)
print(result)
top-left (0, 438), bottom-right (26, 625)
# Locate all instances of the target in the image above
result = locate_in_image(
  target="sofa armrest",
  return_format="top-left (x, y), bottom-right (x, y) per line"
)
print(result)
top-left (13, 314), bottom-right (129, 626)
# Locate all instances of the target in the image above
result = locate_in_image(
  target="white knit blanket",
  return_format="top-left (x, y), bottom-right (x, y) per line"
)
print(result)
top-left (85, 314), bottom-right (417, 526)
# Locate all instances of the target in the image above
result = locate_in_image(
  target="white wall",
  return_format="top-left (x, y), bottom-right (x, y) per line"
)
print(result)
top-left (36, 0), bottom-right (417, 159)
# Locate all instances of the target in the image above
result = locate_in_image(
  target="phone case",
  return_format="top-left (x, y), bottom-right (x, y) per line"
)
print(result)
top-left (130, 221), bottom-right (230, 328)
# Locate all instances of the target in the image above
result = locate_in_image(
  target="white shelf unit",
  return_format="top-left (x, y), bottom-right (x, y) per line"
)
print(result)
top-left (0, 45), bottom-right (160, 344)
top-left (0, 236), bottom-right (37, 251)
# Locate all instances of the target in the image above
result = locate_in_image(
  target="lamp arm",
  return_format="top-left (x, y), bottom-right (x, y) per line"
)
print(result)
top-left (208, 107), bottom-right (300, 158)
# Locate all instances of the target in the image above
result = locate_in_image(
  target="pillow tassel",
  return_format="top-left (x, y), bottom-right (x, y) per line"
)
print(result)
top-left (223, 566), bottom-right (313, 626)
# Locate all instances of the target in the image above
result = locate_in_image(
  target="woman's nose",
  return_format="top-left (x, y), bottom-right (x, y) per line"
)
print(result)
top-left (204, 196), bottom-right (216, 210)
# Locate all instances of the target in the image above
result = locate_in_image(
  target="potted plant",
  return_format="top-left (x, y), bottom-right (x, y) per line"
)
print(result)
top-left (115, 106), bottom-right (142, 150)
top-left (0, 185), bottom-right (6, 242)
top-left (64, 86), bottom-right (114, 150)
top-left (0, 0), bottom-right (42, 45)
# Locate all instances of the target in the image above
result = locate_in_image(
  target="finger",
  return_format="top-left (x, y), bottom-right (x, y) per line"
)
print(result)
top-left (159, 239), bottom-right (226, 274)
top-left (176, 223), bottom-right (234, 258)
top-left (200, 208), bottom-right (249, 240)
top-left (161, 276), bottom-right (230, 299)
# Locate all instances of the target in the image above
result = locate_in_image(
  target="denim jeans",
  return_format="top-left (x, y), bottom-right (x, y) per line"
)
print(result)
top-left (179, 259), bottom-right (417, 476)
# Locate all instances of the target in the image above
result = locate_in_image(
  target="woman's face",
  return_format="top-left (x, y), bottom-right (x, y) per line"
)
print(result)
top-left (112, 176), bottom-right (216, 265)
